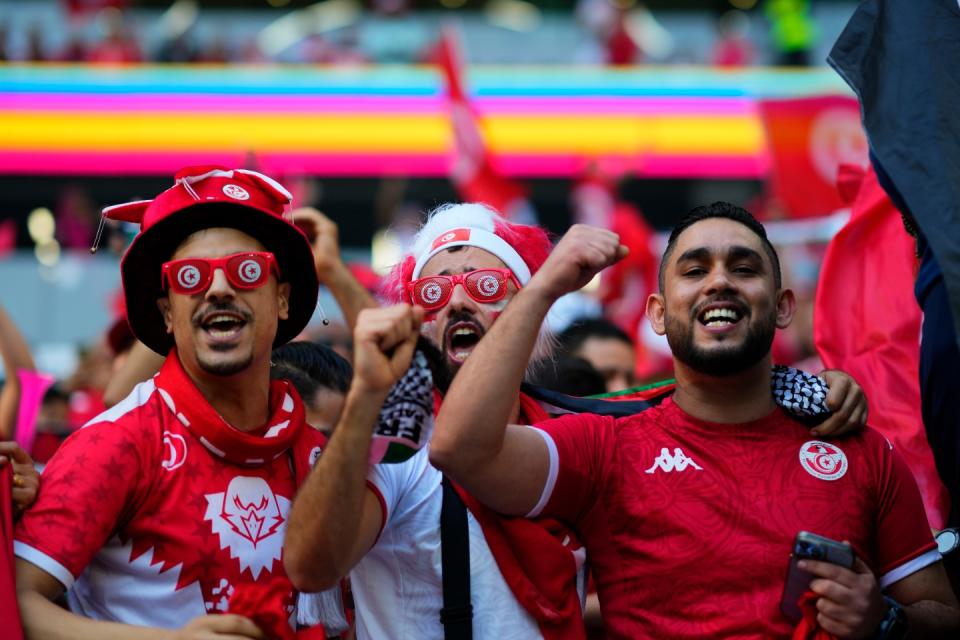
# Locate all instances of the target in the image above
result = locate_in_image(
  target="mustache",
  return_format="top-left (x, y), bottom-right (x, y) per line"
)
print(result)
top-left (416, 336), bottom-right (453, 394)
top-left (191, 302), bottom-right (253, 328)
top-left (442, 311), bottom-right (486, 340)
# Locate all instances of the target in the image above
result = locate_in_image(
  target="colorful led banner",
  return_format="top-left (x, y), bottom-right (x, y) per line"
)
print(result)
top-left (0, 64), bottom-right (852, 178)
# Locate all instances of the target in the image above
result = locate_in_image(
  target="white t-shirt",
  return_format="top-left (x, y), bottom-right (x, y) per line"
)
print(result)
top-left (352, 447), bottom-right (541, 640)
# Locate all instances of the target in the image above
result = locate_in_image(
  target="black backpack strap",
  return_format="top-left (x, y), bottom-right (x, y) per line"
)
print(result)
top-left (440, 475), bottom-right (473, 639)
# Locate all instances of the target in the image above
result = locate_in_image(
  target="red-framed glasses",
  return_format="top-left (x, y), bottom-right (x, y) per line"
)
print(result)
top-left (407, 268), bottom-right (519, 311)
top-left (161, 252), bottom-right (280, 295)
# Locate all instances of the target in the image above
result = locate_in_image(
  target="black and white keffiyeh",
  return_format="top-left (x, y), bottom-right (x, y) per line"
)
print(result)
top-left (368, 349), bottom-right (435, 464)
top-left (771, 365), bottom-right (831, 423)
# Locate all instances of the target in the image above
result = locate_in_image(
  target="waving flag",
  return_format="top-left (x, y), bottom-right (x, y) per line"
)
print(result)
top-left (828, 0), bottom-right (960, 347)
top-left (814, 165), bottom-right (949, 527)
top-left (1, 466), bottom-right (24, 640)
top-left (434, 27), bottom-right (529, 220)
top-left (757, 96), bottom-right (868, 219)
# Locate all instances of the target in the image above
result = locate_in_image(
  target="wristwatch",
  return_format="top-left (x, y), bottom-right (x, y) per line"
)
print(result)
top-left (875, 596), bottom-right (909, 640)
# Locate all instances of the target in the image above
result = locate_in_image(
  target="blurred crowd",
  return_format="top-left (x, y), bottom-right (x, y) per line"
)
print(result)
top-left (0, 0), bottom-right (820, 67)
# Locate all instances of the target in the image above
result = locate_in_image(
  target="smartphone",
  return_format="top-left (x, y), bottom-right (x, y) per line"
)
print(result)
top-left (780, 531), bottom-right (855, 623)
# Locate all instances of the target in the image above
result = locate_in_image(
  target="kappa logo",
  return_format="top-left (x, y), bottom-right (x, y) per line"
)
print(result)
top-left (799, 440), bottom-right (848, 481)
top-left (645, 447), bottom-right (703, 474)
top-left (204, 476), bottom-right (290, 579)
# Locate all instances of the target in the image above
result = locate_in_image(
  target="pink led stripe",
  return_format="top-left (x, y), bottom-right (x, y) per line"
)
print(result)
top-left (0, 151), bottom-right (447, 176)
top-left (474, 96), bottom-right (755, 116)
top-left (0, 93), bottom-right (445, 113)
top-left (0, 93), bottom-right (752, 116)
top-left (0, 151), bottom-right (767, 178)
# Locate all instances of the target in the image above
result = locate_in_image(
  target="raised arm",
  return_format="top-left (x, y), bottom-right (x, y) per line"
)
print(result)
top-left (293, 207), bottom-right (377, 331)
top-left (430, 225), bottom-right (625, 515)
top-left (0, 302), bottom-right (36, 440)
top-left (284, 304), bottom-right (422, 591)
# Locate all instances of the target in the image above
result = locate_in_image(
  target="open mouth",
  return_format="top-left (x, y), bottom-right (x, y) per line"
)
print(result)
top-left (444, 321), bottom-right (484, 363)
top-left (697, 304), bottom-right (744, 329)
top-left (199, 311), bottom-right (248, 342)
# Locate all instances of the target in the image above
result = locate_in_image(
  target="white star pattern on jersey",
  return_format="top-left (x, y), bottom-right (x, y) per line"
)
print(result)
top-left (204, 476), bottom-right (291, 579)
top-left (644, 447), bottom-right (704, 474)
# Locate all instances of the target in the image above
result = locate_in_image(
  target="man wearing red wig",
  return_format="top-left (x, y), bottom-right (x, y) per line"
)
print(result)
top-left (11, 166), bottom-right (378, 639)
top-left (285, 202), bottom-right (868, 639)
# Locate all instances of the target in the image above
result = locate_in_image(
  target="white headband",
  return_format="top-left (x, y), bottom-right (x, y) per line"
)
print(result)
top-left (411, 226), bottom-right (532, 284)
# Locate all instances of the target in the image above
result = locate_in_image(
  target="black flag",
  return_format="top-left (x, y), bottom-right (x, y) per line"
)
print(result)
top-left (828, 0), bottom-right (960, 346)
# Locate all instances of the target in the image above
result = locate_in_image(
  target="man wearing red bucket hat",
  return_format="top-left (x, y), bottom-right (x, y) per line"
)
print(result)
top-left (11, 166), bottom-right (341, 638)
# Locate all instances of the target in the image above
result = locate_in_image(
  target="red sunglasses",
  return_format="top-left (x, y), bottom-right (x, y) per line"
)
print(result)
top-left (161, 252), bottom-right (280, 295)
top-left (407, 268), bottom-right (519, 311)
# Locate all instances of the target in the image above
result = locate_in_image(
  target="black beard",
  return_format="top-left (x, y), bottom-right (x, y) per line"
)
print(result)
top-left (665, 304), bottom-right (775, 377)
top-left (416, 336), bottom-right (454, 395)
top-left (437, 309), bottom-right (486, 378)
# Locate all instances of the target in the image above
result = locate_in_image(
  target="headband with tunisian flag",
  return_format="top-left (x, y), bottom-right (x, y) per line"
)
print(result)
top-left (409, 203), bottom-right (535, 283)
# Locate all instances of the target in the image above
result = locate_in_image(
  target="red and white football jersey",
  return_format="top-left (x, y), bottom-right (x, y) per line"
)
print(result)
top-left (529, 397), bottom-right (939, 639)
top-left (15, 355), bottom-right (321, 628)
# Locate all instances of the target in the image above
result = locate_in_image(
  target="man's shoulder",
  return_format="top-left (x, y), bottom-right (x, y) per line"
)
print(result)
top-left (83, 377), bottom-right (162, 430)
top-left (611, 398), bottom-right (674, 431)
top-left (58, 378), bottom-right (168, 461)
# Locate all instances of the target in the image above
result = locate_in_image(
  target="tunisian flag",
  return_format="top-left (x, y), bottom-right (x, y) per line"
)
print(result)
top-left (434, 27), bottom-right (528, 220)
top-left (757, 96), bottom-right (868, 219)
top-left (814, 164), bottom-right (949, 527)
top-left (1, 466), bottom-right (25, 640)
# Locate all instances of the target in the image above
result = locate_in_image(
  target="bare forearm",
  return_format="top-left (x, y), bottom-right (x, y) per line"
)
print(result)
top-left (285, 386), bottom-right (384, 590)
top-left (432, 283), bottom-right (553, 475)
top-left (0, 304), bottom-right (35, 438)
top-left (0, 304), bottom-right (35, 374)
top-left (904, 600), bottom-right (960, 637)
top-left (321, 263), bottom-right (377, 331)
top-left (19, 591), bottom-right (171, 640)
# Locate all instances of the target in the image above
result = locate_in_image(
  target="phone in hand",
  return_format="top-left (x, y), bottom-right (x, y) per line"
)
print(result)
top-left (780, 531), bottom-right (855, 622)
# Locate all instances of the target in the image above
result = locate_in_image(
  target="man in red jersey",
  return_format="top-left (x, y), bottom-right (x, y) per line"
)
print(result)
top-left (432, 202), bottom-right (960, 638)
top-left (13, 167), bottom-right (329, 639)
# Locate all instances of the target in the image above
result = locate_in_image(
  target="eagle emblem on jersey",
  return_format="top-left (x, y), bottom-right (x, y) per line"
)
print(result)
top-left (799, 440), bottom-right (848, 481)
top-left (204, 476), bottom-right (291, 579)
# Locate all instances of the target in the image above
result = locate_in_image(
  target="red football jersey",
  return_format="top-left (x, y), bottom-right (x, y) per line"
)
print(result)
top-left (15, 356), bottom-right (320, 628)
top-left (529, 397), bottom-right (939, 639)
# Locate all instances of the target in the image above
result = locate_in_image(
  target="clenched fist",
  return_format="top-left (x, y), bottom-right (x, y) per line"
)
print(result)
top-left (527, 224), bottom-right (628, 302)
top-left (352, 305), bottom-right (425, 396)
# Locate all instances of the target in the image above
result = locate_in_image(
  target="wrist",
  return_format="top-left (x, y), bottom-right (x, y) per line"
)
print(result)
top-left (515, 279), bottom-right (562, 313)
top-left (315, 255), bottom-right (348, 283)
top-left (346, 381), bottom-right (391, 406)
top-left (874, 596), bottom-right (909, 640)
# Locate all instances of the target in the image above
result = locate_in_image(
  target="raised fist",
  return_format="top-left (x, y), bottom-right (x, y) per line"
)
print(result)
top-left (352, 305), bottom-right (425, 396)
top-left (528, 224), bottom-right (627, 301)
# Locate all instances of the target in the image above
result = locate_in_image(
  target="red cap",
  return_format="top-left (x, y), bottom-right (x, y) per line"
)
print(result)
top-left (105, 166), bottom-right (319, 355)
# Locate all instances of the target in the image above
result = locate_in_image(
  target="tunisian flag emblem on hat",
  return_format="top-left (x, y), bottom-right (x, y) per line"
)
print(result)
top-left (431, 228), bottom-right (471, 251)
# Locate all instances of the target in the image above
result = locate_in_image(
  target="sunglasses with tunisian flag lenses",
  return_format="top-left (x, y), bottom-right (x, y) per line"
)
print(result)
top-left (407, 268), bottom-right (520, 312)
top-left (161, 252), bottom-right (281, 295)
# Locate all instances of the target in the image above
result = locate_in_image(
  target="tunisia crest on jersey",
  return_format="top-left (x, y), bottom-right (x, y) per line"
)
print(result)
top-left (798, 440), bottom-right (849, 481)
top-left (204, 476), bottom-right (291, 579)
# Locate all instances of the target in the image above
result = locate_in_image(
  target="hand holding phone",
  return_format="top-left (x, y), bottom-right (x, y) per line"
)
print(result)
top-left (780, 531), bottom-right (855, 623)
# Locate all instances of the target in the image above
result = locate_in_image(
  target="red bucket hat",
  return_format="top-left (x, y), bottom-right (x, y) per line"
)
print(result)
top-left (102, 166), bottom-right (319, 355)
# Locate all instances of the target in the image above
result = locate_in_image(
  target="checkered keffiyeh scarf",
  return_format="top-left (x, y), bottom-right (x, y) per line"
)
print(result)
top-left (368, 349), bottom-right (435, 464)
top-left (771, 365), bottom-right (832, 423)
